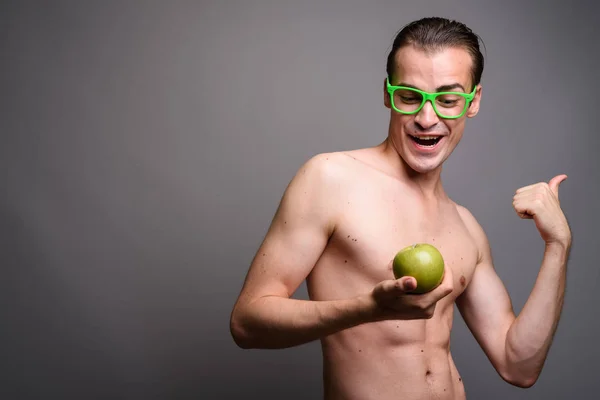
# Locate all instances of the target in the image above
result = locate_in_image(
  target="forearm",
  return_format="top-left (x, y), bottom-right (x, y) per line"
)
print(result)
top-left (230, 294), bottom-right (375, 349)
top-left (505, 241), bottom-right (571, 382)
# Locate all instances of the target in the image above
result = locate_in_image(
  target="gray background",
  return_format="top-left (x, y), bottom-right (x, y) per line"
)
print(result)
top-left (2, 1), bottom-right (599, 399)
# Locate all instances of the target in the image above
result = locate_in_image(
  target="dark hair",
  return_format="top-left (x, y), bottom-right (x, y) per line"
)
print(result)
top-left (386, 17), bottom-right (485, 89)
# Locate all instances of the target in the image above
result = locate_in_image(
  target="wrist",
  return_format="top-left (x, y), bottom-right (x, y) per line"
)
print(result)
top-left (545, 238), bottom-right (571, 252)
top-left (544, 239), bottom-right (571, 263)
top-left (353, 293), bottom-right (381, 324)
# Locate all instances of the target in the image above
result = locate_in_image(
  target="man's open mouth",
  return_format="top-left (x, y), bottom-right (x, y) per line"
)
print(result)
top-left (410, 135), bottom-right (443, 147)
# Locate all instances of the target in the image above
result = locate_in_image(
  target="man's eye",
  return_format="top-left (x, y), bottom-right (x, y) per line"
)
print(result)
top-left (401, 96), bottom-right (420, 102)
top-left (437, 96), bottom-right (461, 106)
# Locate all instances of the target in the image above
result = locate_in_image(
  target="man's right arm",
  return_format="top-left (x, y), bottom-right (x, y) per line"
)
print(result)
top-left (229, 153), bottom-right (454, 349)
top-left (229, 153), bottom-right (376, 349)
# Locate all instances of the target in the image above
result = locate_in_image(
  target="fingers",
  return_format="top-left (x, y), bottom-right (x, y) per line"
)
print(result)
top-left (512, 193), bottom-right (536, 219)
top-left (514, 175), bottom-right (567, 200)
top-left (548, 174), bottom-right (567, 199)
top-left (394, 276), bottom-right (417, 292)
top-left (402, 276), bottom-right (417, 291)
top-left (515, 182), bottom-right (551, 197)
top-left (515, 210), bottom-right (534, 219)
top-left (512, 176), bottom-right (566, 219)
top-left (515, 183), bottom-right (538, 194)
top-left (511, 176), bottom-right (571, 244)
top-left (513, 200), bottom-right (535, 219)
top-left (380, 276), bottom-right (417, 294)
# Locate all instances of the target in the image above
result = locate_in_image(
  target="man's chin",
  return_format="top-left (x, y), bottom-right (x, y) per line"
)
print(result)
top-left (402, 153), bottom-right (445, 175)
top-left (410, 163), bottom-right (443, 175)
top-left (402, 140), bottom-right (454, 174)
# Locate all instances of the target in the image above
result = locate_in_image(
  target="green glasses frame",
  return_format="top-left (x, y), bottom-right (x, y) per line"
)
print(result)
top-left (386, 77), bottom-right (477, 119)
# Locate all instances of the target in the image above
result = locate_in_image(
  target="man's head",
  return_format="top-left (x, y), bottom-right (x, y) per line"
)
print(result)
top-left (383, 17), bottom-right (485, 174)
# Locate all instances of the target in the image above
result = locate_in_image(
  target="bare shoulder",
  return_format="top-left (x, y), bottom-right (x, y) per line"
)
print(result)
top-left (296, 151), bottom-right (356, 182)
top-left (454, 204), bottom-right (480, 233)
top-left (287, 151), bottom-right (355, 202)
top-left (271, 151), bottom-right (357, 236)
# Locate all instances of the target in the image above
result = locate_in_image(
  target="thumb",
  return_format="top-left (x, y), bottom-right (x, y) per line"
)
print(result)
top-left (401, 276), bottom-right (417, 292)
top-left (548, 174), bottom-right (567, 199)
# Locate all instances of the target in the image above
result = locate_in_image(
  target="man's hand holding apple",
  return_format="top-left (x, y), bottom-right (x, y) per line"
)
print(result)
top-left (368, 259), bottom-right (453, 322)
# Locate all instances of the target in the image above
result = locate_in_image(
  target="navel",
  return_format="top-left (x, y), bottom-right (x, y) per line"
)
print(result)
top-left (460, 275), bottom-right (466, 287)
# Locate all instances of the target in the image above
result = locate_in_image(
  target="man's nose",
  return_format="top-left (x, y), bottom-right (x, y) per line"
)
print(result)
top-left (414, 101), bottom-right (439, 130)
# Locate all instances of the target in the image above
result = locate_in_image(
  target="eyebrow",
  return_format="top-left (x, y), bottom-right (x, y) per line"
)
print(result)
top-left (397, 82), bottom-right (466, 93)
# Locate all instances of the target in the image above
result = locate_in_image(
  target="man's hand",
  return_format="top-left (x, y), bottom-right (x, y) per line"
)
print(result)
top-left (369, 261), bottom-right (454, 321)
top-left (512, 174), bottom-right (571, 246)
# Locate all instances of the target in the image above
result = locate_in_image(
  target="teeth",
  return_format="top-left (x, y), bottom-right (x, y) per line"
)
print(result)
top-left (413, 136), bottom-right (438, 140)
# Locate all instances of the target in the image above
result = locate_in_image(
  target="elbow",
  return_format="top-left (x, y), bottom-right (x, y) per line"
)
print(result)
top-left (230, 322), bottom-right (252, 349)
top-left (502, 337), bottom-right (541, 388)
top-left (505, 376), bottom-right (538, 389)
top-left (500, 369), bottom-right (540, 389)
top-left (229, 308), bottom-right (254, 349)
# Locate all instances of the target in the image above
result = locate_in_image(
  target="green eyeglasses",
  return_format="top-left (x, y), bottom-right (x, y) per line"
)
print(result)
top-left (386, 77), bottom-right (477, 119)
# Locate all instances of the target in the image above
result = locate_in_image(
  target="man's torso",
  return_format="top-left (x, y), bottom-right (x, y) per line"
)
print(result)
top-left (305, 149), bottom-right (480, 400)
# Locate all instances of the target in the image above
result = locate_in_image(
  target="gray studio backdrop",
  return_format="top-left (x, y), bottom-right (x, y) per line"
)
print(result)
top-left (2, 1), bottom-right (599, 399)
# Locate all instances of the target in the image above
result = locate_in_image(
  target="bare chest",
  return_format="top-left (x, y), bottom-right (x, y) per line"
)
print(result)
top-left (308, 185), bottom-right (478, 302)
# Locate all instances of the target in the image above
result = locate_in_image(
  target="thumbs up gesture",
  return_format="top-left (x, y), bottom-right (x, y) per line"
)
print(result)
top-left (513, 174), bottom-right (571, 246)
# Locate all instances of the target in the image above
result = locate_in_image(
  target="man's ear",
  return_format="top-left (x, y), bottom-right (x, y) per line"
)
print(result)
top-left (466, 85), bottom-right (482, 118)
top-left (383, 77), bottom-right (391, 109)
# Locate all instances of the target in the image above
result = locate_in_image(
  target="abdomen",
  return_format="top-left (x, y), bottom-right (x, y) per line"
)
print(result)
top-left (320, 317), bottom-right (464, 400)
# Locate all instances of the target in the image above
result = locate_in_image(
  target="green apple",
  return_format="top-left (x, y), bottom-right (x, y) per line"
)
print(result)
top-left (392, 243), bottom-right (445, 294)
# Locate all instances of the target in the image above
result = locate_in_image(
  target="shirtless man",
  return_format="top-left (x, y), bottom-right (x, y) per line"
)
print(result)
top-left (229, 17), bottom-right (572, 399)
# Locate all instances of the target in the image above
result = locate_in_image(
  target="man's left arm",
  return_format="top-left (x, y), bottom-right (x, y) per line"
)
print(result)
top-left (456, 174), bottom-right (572, 388)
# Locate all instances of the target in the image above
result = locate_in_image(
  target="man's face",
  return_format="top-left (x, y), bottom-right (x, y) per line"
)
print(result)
top-left (384, 45), bottom-right (482, 174)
